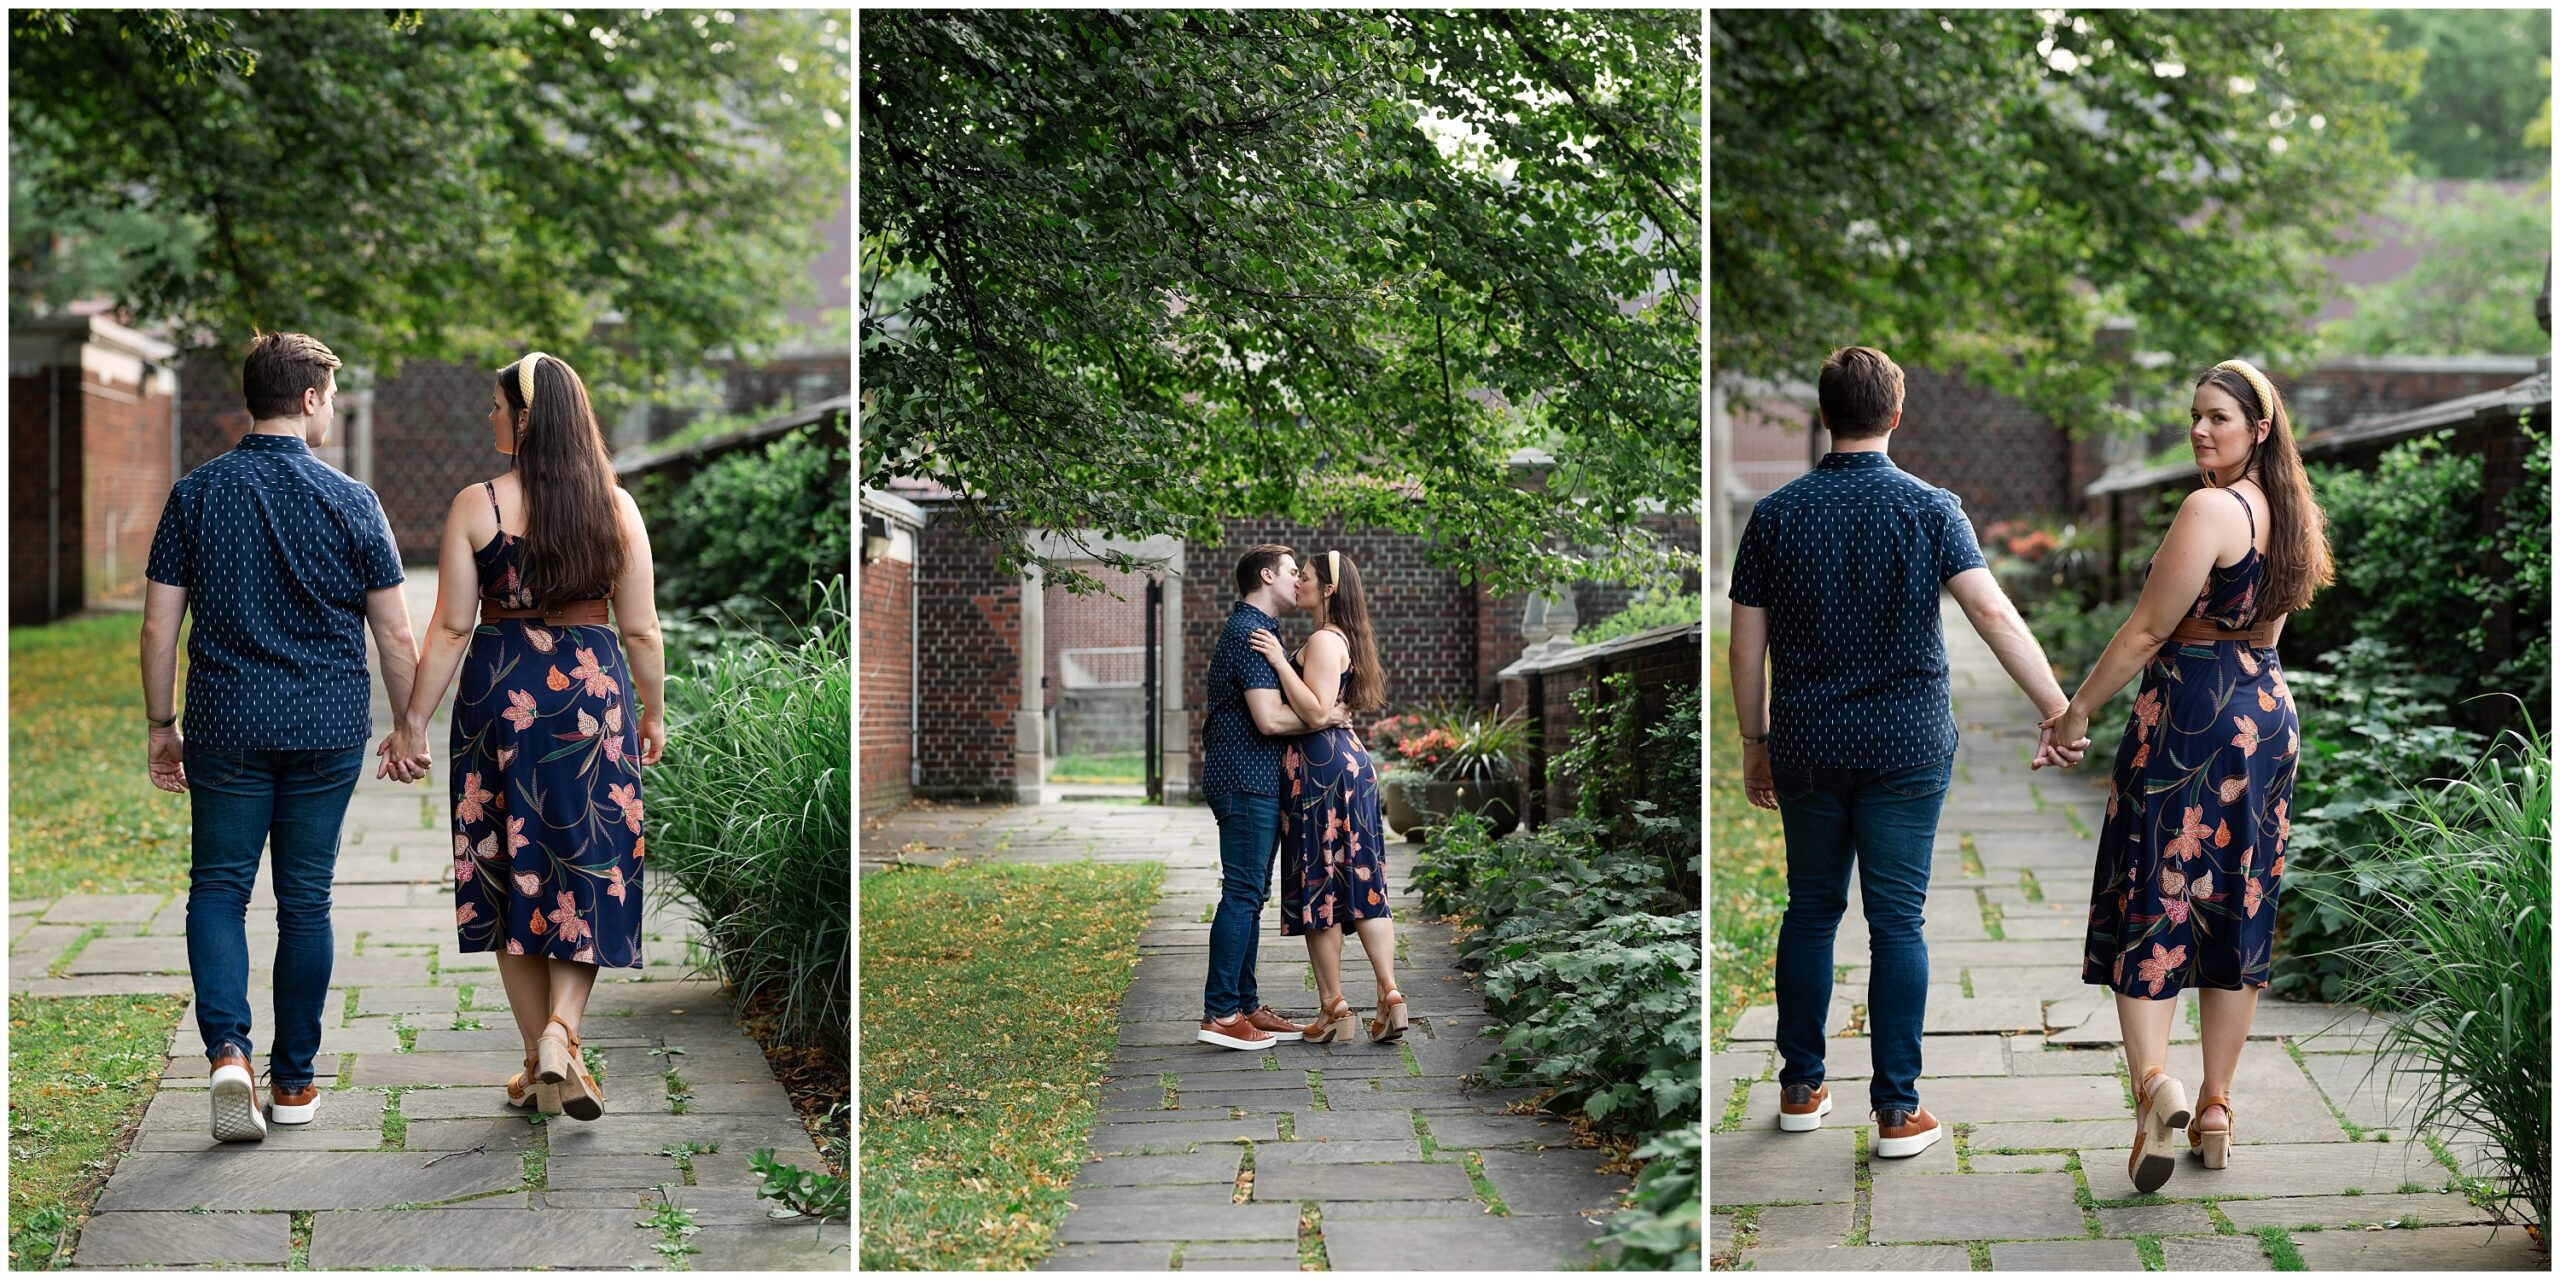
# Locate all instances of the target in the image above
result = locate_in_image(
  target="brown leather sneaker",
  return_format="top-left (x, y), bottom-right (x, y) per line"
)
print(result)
top-left (1872, 1106), bottom-right (1944, 1158)
top-left (1196, 1012), bottom-right (1278, 1051)
top-left (1778, 1082), bottom-right (1832, 1132)
top-left (269, 1079), bottom-right (321, 1126)
top-left (208, 1046), bottom-right (265, 1143)
top-left (1243, 1006), bottom-right (1305, 1042)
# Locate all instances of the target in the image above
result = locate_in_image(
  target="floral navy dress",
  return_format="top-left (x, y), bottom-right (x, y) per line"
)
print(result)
top-left (451, 482), bottom-right (645, 968)
top-left (2085, 487), bottom-right (2299, 997)
top-left (1278, 645), bottom-right (1389, 937)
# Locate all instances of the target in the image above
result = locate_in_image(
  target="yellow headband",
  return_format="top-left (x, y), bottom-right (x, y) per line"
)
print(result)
top-left (512, 352), bottom-right (552, 410)
top-left (1327, 550), bottom-right (1339, 586)
top-left (2214, 359), bottom-right (2278, 426)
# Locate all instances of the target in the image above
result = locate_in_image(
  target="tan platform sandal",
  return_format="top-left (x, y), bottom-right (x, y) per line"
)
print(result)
top-left (1303, 997), bottom-right (1357, 1044)
top-left (2190, 1093), bottom-right (2234, 1169)
top-left (505, 1051), bottom-right (562, 1115)
top-left (536, 1015), bottom-right (605, 1121)
top-left (1367, 990), bottom-right (1409, 1044)
top-left (2129, 1066), bottom-right (2190, 1193)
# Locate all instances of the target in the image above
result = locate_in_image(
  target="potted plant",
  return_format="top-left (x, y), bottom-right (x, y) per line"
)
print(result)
top-left (1407, 706), bottom-right (1528, 839)
top-left (1365, 714), bottom-right (1437, 839)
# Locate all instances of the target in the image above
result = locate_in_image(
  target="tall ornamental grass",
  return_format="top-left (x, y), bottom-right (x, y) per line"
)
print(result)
top-left (2294, 720), bottom-right (2550, 1231)
top-left (649, 578), bottom-right (853, 1054)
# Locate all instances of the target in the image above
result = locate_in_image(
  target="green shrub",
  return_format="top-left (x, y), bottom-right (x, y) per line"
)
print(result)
top-left (648, 582), bottom-right (853, 1055)
top-left (1479, 909), bottom-right (1702, 1133)
top-left (637, 421), bottom-right (851, 626)
top-left (1551, 674), bottom-right (1702, 909)
top-left (2289, 427), bottom-right (2550, 726)
top-left (2273, 638), bottom-right (2485, 1003)
top-left (1603, 1122), bottom-right (1701, 1269)
top-left (2289, 722), bottom-right (2549, 1230)
top-left (1572, 585), bottom-right (1701, 646)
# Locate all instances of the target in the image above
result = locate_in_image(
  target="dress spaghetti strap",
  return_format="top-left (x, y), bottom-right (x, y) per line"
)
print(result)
top-left (2225, 485), bottom-right (2255, 542)
top-left (484, 480), bottom-right (504, 533)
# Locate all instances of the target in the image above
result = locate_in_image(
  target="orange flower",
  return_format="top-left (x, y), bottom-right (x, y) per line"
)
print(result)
top-left (2164, 805), bottom-right (2210, 863)
top-left (2257, 687), bottom-right (2278, 712)
top-left (2217, 776), bottom-right (2248, 805)
top-left (570, 647), bottom-right (620, 698)
top-left (456, 903), bottom-right (476, 927)
top-left (2244, 874), bottom-right (2264, 918)
top-left (2213, 820), bottom-right (2230, 849)
top-left (455, 772), bottom-right (495, 825)
top-left (524, 625), bottom-right (557, 655)
top-left (2136, 942), bottom-right (2189, 996)
top-left (528, 909), bottom-right (549, 936)
top-left (2275, 800), bottom-right (2291, 848)
top-left (1366, 890), bottom-right (1381, 906)
top-left (2237, 648), bottom-right (2261, 677)
top-left (546, 665), bottom-right (571, 692)
top-left (503, 689), bottom-right (538, 732)
top-left (2271, 853), bottom-right (2284, 878)
top-left (632, 837), bottom-right (646, 861)
top-left (2106, 790), bottom-right (2120, 822)
top-left (2132, 743), bottom-right (2151, 770)
top-left (2231, 714), bottom-right (2263, 757)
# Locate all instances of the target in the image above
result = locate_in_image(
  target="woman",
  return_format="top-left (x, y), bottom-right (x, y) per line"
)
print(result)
top-left (2040, 359), bottom-right (2330, 1192)
top-left (383, 351), bottom-right (668, 1120)
top-left (1245, 551), bottom-right (1406, 1044)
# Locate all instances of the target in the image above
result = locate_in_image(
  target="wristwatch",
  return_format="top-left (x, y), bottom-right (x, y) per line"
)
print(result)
top-left (147, 711), bottom-right (177, 729)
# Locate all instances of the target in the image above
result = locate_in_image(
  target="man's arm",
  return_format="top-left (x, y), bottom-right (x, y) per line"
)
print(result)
top-left (1244, 687), bottom-right (1327, 735)
top-left (141, 581), bottom-right (188, 792)
top-left (1728, 604), bottom-right (1777, 809)
top-left (364, 585), bottom-right (421, 724)
top-left (1945, 567), bottom-right (2068, 718)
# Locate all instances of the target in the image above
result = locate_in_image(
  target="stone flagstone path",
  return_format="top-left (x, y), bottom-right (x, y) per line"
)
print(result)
top-left (866, 801), bottom-right (1634, 1270)
top-left (13, 568), bottom-right (845, 1270)
top-left (1709, 596), bottom-right (2542, 1271)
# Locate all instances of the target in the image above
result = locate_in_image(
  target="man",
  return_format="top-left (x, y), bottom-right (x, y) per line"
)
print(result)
top-left (142, 331), bottom-right (428, 1142)
top-left (1196, 544), bottom-right (1351, 1050)
top-left (1727, 345), bottom-right (2087, 1158)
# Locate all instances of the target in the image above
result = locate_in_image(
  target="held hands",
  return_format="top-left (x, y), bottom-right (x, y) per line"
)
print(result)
top-left (377, 723), bottom-right (433, 784)
top-left (2033, 704), bottom-right (2093, 771)
top-left (147, 725), bottom-right (188, 793)
top-left (1741, 740), bottom-right (1777, 810)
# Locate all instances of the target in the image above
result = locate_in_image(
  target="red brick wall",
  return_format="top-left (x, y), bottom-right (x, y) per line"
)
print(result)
top-left (859, 555), bottom-right (914, 816)
top-left (8, 363), bottom-right (174, 621)
top-left (1042, 564), bottom-right (1153, 711)
top-left (1502, 627), bottom-right (1702, 823)
top-left (913, 507), bottom-right (1023, 799)
top-left (79, 368), bottom-right (176, 607)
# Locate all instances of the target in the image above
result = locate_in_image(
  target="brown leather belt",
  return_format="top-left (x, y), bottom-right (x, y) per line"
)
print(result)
top-left (2167, 615), bottom-right (2279, 649)
top-left (482, 599), bottom-right (610, 626)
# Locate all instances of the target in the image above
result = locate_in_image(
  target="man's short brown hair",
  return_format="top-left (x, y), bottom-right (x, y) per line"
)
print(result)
top-left (1818, 345), bottom-right (1905, 440)
top-left (1234, 544), bottom-right (1298, 597)
top-left (242, 332), bottom-right (342, 420)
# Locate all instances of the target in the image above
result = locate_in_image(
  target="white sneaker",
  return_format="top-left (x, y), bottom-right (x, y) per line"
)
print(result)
top-left (209, 1053), bottom-right (267, 1143)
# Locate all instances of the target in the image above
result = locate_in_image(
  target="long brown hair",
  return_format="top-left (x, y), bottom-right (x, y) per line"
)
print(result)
top-left (1310, 550), bottom-right (1386, 712)
top-left (2193, 366), bottom-right (2333, 616)
top-left (498, 354), bottom-right (624, 605)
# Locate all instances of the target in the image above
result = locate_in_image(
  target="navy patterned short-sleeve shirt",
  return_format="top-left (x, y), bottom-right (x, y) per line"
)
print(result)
top-left (1728, 450), bottom-right (1986, 770)
top-left (1198, 601), bottom-right (1287, 801)
top-left (146, 432), bottom-right (405, 750)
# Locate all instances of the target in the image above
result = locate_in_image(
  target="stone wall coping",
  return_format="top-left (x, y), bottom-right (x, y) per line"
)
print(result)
top-left (1495, 620), bottom-right (1701, 678)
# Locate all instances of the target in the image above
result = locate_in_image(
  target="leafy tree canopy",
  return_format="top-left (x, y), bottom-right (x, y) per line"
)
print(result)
top-left (2320, 181), bottom-right (2552, 358)
top-left (9, 8), bottom-right (848, 387)
top-left (2372, 8), bottom-right (2553, 180)
top-left (861, 10), bottom-right (1702, 596)
top-left (1713, 9), bottom-right (2421, 439)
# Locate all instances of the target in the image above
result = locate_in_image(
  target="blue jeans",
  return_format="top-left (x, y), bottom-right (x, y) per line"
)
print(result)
top-left (184, 745), bottom-right (363, 1089)
top-left (1771, 753), bottom-right (1953, 1115)
top-left (1201, 789), bottom-right (1282, 1022)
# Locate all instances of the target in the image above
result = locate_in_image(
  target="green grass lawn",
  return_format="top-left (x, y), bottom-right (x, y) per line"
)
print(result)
top-left (1711, 628), bottom-right (1789, 1049)
top-left (1046, 751), bottom-right (1145, 785)
top-left (859, 857), bottom-right (1163, 1269)
top-left (10, 613), bottom-right (193, 897)
top-left (7, 993), bottom-right (189, 1269)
